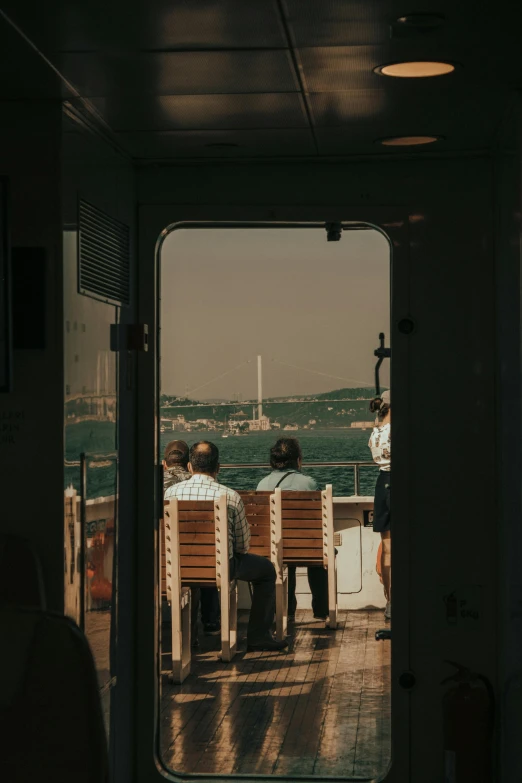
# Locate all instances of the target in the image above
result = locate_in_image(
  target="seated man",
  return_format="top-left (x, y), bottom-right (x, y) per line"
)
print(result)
top-left (163, 439), bottom-right (220, 638)
top-left (165, 441), bottom-right (288, 652)
top-left (163, 439), bottom-right (191, 490)
top-left (257, 437), bottom-right (329, 621)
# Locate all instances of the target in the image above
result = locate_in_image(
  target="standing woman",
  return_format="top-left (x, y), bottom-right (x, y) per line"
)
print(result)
top-left (368, 389), bottom-right (391, 621)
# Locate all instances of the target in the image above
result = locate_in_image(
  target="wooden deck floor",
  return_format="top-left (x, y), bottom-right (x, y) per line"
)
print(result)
top-left (160, 609), bottom-right (391, 778)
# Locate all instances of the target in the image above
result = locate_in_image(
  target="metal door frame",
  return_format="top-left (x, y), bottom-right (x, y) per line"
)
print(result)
top-left (134, 205), bottom-right (411, 783)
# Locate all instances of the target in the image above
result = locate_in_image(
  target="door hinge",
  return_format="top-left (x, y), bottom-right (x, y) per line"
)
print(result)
top-left (110, 324), bottom-right (149, 352)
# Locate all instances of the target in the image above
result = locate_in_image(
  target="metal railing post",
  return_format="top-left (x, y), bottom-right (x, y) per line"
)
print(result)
top-left (353, 463), bottom-right (360, 496)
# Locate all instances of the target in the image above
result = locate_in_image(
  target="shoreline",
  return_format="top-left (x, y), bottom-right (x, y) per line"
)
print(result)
top-left (160, 426), bottom-right (375, 436)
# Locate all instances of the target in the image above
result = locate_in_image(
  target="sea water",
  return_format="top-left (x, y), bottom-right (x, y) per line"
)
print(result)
top-left (65, 422), bottom-right (379, 499)
top-left (161, 429), bottom-right (378, 497)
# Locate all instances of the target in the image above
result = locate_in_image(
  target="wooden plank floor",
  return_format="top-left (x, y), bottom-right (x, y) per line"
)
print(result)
top-left (160, 609), bottom-right (391, 778)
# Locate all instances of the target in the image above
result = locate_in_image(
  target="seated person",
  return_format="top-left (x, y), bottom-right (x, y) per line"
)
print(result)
top-left (257, 437), bottom-right (329, 622)
top-left (165, 441), bottom-right (288, 652)
top-left (163, 439), bottom-right (191, 490)
top-left (163, 439), bottom-right (220, 638)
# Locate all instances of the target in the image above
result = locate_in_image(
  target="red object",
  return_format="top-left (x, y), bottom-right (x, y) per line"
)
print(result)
top-left (442, 661), bottom-right (494, 782)
top-left (90, 578), bottom-right (112, 602)
top-left (89, 532), bottom-right (112, 602)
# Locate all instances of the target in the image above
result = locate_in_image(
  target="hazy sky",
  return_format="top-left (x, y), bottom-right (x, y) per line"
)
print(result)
top-left (161, 228), bottom-right (390, 399)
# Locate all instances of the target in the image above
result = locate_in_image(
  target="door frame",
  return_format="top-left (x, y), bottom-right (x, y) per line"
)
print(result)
top-left (134, 205), bottom-right (411, 783)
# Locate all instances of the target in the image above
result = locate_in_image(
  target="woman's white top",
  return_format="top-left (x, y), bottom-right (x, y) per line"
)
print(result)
top-left (368, 422), bottom-right (391, 471)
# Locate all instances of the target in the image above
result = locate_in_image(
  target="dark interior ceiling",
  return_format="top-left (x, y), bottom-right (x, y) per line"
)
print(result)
top-left (0, 0), bottom-right (520, 161)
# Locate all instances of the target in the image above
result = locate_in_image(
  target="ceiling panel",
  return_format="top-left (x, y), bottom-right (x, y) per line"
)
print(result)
top-left (60, 50), bottom-right (298, 96)
top-left (116, 128), bottom-right (316, 158)
top-left (284, 0), bottom-right (391, 47)
top-left (135, 0), bottom-right (286, 50)
top-left (315, 85), bottom-right (508, 153)
top-left (0, 1), bottom-right (106, 52)
top-left (85, 93), bottom-right (308, 132)
top-left (296, 45), bottom-right (480, 93)
top-left (309, 91), bottom-right (389, 127)
top-left (308, 82), bottom-right (507, 128)
top-left (298, 46), bottom-right (389, 92)
top-left (315, 127), bottom-right (488, 156)
top-left (3, 0), bottom-right (521, 160)
top-left (0, 0), bottom-right (286, 52)
top-left (284, 1), bottom-right (498, 50)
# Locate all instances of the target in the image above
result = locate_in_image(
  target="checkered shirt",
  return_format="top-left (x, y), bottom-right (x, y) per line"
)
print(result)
top-left (164, 473), bottom-right (251, 559)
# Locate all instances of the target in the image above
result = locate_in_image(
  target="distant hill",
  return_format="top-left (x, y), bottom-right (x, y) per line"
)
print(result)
top-left (160, 386), bottom-right (383, 430)
top-left (266, 387), bottom-right (376, 402)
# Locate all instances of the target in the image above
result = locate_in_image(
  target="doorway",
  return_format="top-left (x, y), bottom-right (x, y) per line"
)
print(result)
top-left (158, 224), bottom-right (392, 778)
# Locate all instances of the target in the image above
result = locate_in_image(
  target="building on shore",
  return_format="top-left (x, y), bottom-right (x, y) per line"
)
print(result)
top-left (248, 415), bottom-right (271, 431)
top-left (350, 421), bottom-right (376, 430)
top-left (160, 414), bottom-right (189, 431)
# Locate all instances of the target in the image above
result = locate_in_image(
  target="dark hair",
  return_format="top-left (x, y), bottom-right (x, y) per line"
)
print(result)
top-left (164, 439), bottom-right (189, 468)
top-left (270, 438), bottom-right (302, 471)
top-left (189, 441), bottom-right (219, 474)
top-left (369, 396), bottom-right (391, 422)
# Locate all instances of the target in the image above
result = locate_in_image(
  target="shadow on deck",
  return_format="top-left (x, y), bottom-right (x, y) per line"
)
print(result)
top-left (160, 609), bottom-right (391, 778)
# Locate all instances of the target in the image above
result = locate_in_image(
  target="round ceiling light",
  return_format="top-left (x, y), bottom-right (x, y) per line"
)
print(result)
top-left (375, 61), bottom-right (455, 77)
top-left (396, 14), bottom-right (445, 28)
top-left (378, 135), bottom-right (442, 147)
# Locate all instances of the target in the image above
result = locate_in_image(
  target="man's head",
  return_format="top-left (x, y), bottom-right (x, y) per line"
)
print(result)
top-left (163, 440), bottom-right (189, 468)
top-left (188, 441), bottom-right (220, 477)
top-left (270, 438), bottom-right (302, 471)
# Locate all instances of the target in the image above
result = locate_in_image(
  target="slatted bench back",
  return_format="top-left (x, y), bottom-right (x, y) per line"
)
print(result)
top-left (163, 496), bottom-right (229, 594)
top-left (163, 493), bottom-right (237, 669)
top-left (177, 501), bottom-right (218, 584)
top-left (279, 490), bottom-right (326, 566)
top-left (160, 514), bottom-right (168, 599)
top-left (238, 491), bottom-right (271, 558)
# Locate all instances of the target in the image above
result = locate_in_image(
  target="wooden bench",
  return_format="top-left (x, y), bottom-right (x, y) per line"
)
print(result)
top-left (239, 491), bottom-right (287, 641)
top-left (272, 485), bottom-right (337, 629)
top-left (164, 493), bottom-right (238, 677)
top-left (160, 514), bottom-right (191, 683)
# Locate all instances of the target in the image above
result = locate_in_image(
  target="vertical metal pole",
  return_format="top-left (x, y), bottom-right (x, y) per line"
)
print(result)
top-left (354, 463), bottom-right (360, 496)
top-left (79, 452), bottom-right (87, 631)
top-left (257, 355), bottom-right (263, 420)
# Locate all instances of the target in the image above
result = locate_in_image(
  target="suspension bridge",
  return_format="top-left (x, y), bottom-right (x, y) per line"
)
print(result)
top-left (163, 356), bottom-right (375, 408)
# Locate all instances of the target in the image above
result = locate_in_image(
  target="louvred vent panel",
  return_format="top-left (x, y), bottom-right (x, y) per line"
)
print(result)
top-left (78, 200), bottom-right (130, 306)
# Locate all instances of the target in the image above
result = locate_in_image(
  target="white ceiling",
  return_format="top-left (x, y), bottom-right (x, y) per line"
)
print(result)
top-left (0, 0), bottom-right (520, 160)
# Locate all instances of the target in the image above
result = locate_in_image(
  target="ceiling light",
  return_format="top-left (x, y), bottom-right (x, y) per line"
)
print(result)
top-left (375, 61), bottom-right (455, 77)
top-left (395, 14), bottom-right (445, 28)
top-left (378, 135), bottom-right (442, 147)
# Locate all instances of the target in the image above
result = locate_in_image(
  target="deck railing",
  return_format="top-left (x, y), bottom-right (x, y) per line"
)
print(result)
top-left (219, 461), bottom-right (376, 496)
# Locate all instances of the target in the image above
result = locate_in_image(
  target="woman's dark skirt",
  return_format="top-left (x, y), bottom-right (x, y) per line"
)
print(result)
top-left (373, 469), bottom-right (391, 533)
